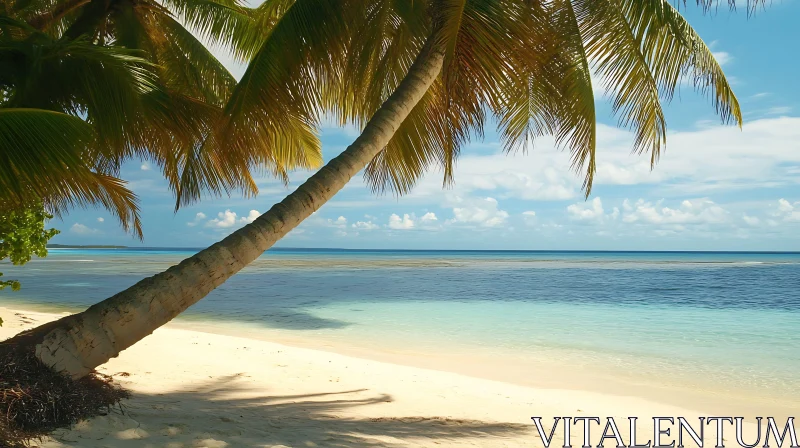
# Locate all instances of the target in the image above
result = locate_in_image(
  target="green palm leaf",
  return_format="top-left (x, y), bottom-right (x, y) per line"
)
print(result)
top-left (222, 0), bottom-right (351, 181)
top-left (0, 30), bottom-right (157, 158)
top-left (155, 14), bottom-right (237, 104)
top-left (573, 0), bottom-right (666, 166)
top-left (620, 0), bottom-right (741, 127)
top-left (365, 83), bottom-right (448, 195)
top-left (163, 0), bottom-right (282, 62)
top-left (0, 108), bottom-right (142, 237)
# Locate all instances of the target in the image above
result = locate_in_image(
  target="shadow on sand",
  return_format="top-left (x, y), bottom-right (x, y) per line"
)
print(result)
top-left (50, 374), bottom-right (534, 447)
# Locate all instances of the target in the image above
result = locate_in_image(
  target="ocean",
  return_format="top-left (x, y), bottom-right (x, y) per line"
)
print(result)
top-left (2, 248), bottom-right (799, 415)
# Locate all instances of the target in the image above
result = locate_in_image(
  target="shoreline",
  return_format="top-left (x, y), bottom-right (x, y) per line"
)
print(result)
top-left (168, 318), bottom-right (795, 422)
top-left (2, 301), bottom-right (795, 422)
top-left (0, 306), bottom-right (777, 447)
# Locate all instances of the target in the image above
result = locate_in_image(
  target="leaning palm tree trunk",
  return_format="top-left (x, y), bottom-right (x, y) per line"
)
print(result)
top-left (3, 35), bottom-right (446, 379)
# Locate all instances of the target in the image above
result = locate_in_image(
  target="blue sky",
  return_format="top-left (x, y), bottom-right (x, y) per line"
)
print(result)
top-left (53, 2), bottom-right (800, 250)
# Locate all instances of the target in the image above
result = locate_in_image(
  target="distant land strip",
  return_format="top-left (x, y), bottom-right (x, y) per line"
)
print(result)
top-left (47, 244), bottom-right (128, 249)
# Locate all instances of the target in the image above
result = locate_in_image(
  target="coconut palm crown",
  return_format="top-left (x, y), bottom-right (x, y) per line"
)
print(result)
top-left (227, 0), bottom-right (741, 196)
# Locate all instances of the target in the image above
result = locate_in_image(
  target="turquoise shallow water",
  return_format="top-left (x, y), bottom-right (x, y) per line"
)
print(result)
top-left (1, 248), bottom-right (799, 405)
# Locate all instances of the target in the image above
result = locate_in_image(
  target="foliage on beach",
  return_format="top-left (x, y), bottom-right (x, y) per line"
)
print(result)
top-left (0, 203), bottom-right (60, 327)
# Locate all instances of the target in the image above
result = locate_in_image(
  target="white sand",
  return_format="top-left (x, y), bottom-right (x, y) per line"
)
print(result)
top-left (0, 307), bottom-right (760, 448)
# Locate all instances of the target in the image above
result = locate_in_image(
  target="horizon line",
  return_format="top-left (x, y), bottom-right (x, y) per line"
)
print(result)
top-left (46, 245), bottom-right (800, 254)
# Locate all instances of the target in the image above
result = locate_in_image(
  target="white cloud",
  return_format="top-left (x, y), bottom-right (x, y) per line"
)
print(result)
top-left (352, 220), bottom-right (380, 230)
top-left (774, 198), bottom-right (800, 222)
top-left (187, 212), bottom-right (207, 227)
top-left (384, 212), bottom-right (440, 230)
top-left (766, 106), bottom-right (792, 116)
top-left (240, 210), bottom-right (260, 224)
top-left (567, 197), bottom-right (606, 222)
top-left (140, 163), bottom-right (150, 171)
top-left (645, 118), bottom-right (800, 194)
top-left (596, 161), bottom-right (661, 185)
top-left (561, 197), bottom-right (731, 232)
top-left (408, 139), bottom-right (579, 202)
top-left (70, 223), bottom-right (99, 235)
top-left (201, 209), bottom-right (261, 229)
top-left (327, 216), bottom-right (348, 228)
top-left (522, 211), bottom-right (537, 226)
top-left (622, 198), bottom-right (728, 225)
top-left (420, 212), bottom-right (438, 223)
top-left (712, 51), bottom-right (732, 66)
top-left (742, 214), bottom-right (760, 226)
top-left (448, 196), bottom-right (509, 228)
top-left (96, 217), bottom-right (104, 223)
top-left (206, 210), bottom-right (238, 228)
top-left (398, 117), bottom-right (800, 204)
top-left (388, 213), bottom-right (415, 230)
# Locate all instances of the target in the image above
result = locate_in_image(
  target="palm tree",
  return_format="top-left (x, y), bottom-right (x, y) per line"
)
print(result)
top-left (0, 0), bottom-right (321, 232)
top-left (5, 0), bottom-right (744, 378)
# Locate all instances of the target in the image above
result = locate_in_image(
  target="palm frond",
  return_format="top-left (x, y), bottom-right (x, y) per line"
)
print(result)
top-left (0, 108), bottom-right (142, 238)
top-left (363, 0), bottom-right (534, 194)
top-left (222, 0), bottom-right (356, 181)
top-left (490, 0), bottom-right (560, 154)
top-left (620, 0), bottom-right (741, 127)
top-left (435, 0), bottom-right (467, 81)
top-left (326, 0), bottom-right (427, 128)
top-left (26, 0), bottom-right (90, 31)
top-left (153, 13), bottom-right (237, 104)
top-left (549, 0), bottom-right (597, 194)
top-left (224, 0), bottom-right (350, 123)
top-left (0, 108), bottom-right (92, 197)
top-left (162, 0), bottom-right (288, 63)
top-left (364, 82), bottom-right (448, 195)
top-left (134, 87), bottom-right (250, 209)
top-left (571, 0), bottom-right (666, 166)
top-left (0, 33), bottom-right (157, 156)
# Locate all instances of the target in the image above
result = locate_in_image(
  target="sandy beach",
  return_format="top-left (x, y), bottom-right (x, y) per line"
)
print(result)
top-left (0, 306), bottom-right (763, 447)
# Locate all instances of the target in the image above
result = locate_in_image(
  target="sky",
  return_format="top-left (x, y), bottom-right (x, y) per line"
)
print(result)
top-left (52, 2), bottom-right (800, 251)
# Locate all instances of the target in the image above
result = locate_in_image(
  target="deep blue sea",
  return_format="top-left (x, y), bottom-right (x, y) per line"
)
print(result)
top-left (2, 248), bottom-right (799, 410)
